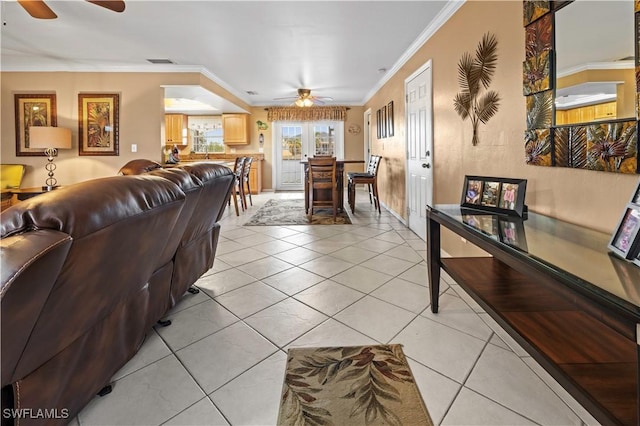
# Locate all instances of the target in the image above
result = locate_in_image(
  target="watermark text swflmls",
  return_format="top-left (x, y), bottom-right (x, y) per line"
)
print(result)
top-left (2, 408), bottom-right (69, 420)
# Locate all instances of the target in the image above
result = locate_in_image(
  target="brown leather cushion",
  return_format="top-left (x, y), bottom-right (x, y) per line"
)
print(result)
top-left (118, 159), bottom-right (162, 175)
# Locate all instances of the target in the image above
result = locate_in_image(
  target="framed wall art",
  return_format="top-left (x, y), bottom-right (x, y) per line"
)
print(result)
top-left (14, 93), bottom-right (57, 156)
top-left (387, 101), bottom-right (394, 137)
top-left (78, 93), bottom-right (119, 156)
top-left (461, 175), bottom-right (528, 217)
top-left (608, 204), bottom-right (640, 260)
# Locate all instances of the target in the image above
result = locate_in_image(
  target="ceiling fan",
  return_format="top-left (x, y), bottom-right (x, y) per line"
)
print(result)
top-left (18, 0), bottom-right (125, 19)
top-left (274, 89), bottom-right (333, 107)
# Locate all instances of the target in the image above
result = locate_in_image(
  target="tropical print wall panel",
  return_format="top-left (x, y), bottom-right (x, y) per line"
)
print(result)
top-left (525, 13), bottom-right (551, 59)
top-left (523, 1), bottom-right (550, 26)
top-left (526, 90), bottom-right (552, 130)
top-left (525, 128), bottom-right (551, 166)
top-left (523, 50), bottom-right (551, 95)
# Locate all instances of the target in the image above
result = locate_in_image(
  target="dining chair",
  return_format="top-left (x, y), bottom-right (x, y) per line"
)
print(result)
top-left (241, 157), bottom-right (253, 208)
top-left (307, 156), bottom-right (338, 222)
top-left (347, 155), bottom-right (382, 213)
top-left (228, 156), bottom-right (246, 215)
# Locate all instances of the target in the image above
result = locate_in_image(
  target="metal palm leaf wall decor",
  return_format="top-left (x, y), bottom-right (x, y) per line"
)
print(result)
top-left (453, 32), bottom-right (501, 146)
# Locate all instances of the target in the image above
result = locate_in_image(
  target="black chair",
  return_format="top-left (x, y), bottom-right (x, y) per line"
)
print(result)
top-left (347, 155), bottom-right (382, 213)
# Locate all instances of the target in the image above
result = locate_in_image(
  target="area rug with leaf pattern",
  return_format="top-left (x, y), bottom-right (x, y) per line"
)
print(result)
top-left (244, 198), bottom-right (351, 226)
top-left (277, 344), bottom-right (433, 426)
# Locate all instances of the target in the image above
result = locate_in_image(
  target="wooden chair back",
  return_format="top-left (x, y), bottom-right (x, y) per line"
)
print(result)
top-left (307, 156), bottom-right (338, 221)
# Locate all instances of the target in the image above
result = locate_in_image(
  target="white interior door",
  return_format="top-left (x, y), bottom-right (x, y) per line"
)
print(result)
top-left (405, 61), bottom-right (434, 240)
top-left (273, 121), bottom-right (344, 190)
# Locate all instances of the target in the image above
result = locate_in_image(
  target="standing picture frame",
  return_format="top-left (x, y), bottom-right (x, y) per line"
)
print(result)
top-left (460, 175), bottom-right (528, 217)
top-left (630, 178), bottom-right (640, 206)
top-left (14, 93), bottom-right (57, 156)
top-left (78, 93), bottom-right (120, 156)
top-left (608, 204), bottom-right (640, 260)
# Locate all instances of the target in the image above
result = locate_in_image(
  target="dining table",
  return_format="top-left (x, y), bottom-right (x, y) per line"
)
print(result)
top-left (301, 159), bottom-right (365, 213)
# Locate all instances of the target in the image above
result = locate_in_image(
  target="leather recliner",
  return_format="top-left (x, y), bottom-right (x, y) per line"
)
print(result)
top-left (0, 162), bottom-right (234, 425)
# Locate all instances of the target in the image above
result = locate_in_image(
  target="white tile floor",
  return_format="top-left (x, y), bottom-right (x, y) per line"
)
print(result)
top-left (76, 191), bottom-right (600, 425)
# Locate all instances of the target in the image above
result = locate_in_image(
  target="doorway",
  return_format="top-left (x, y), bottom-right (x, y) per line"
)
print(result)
top-left (273, 121), bottom-right (344, 191)
top-left (405, 60), bottom-right (434, 240)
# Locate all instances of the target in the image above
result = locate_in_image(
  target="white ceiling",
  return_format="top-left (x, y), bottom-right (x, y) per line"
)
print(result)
top-left (1, 0), bottom-right (461, 113)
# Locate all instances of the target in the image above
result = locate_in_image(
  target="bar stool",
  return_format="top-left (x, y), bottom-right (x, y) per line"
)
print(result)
top-left (229, 156), bottom-right (246, 215)
top-left (347, 155), bottom-right (382, 213)
top-left (308, 156), bottom-right (338, 222)
top-left (242, 157), bottom-right (253, 208)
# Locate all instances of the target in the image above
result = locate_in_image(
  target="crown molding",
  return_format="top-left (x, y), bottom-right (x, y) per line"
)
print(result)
top-left (362, 0), bottom-right (465, 104)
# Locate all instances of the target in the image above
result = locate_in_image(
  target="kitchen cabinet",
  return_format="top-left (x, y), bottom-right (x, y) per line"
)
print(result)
top-left (165, 114), bottom-right (187, 145)
top-left (222, 114), bottom-right (250, 145)
top-left (555, 101), bottom-right (617, 125)
top-left (594, 102), bottom-right (617, 120)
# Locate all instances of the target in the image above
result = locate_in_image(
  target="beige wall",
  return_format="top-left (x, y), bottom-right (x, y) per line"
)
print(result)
top-left (1, 71), bottom-right (250, 188)
top-left (364, 0), bottom-right (638, 255)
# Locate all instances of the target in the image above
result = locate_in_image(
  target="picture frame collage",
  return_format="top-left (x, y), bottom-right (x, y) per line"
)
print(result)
top-left (608, 178), bottom-right (640, 267)
top-left (460, 175), bottom-right (528, 217)
top-left (14, 92), bottom-right (120, 157)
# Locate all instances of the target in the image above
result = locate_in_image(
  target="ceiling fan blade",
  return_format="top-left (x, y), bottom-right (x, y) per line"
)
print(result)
top-left (86, 1), bottom-right (126, 13)
top-left (273, 96), bottom-right (298, 101)
top-left (17, 0), bottom-right (57, 19)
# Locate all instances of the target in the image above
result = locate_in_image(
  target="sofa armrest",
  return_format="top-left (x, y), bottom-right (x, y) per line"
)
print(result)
top-left (1, 230), bottom-right (72, 385)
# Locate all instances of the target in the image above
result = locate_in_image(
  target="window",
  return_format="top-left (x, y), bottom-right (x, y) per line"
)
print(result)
top-left (188, 116), bottom-right (224, 153)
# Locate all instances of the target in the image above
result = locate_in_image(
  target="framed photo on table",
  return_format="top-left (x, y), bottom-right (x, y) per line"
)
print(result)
top-left (608, 204), bottom-right (640, 260)
top-left (78, 93), bottom-right (119, 156)
top-left (461, 175), bottom-right (528, 217)
top-left (14, 93), bottom-right (57, 156)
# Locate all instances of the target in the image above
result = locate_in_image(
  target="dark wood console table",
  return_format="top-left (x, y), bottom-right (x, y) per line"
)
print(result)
top-left (427, 204), bottom-right (639, 425)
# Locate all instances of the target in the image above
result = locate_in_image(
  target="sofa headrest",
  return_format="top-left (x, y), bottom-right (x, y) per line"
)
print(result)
top-left (1, 175), bottom-right (185, 239)
top-left (147, 167), bottom-right (202, 192)
top-left (118, 159), bottom-right (162, 175)
top-left (176, 163), bottom-right (234, 183)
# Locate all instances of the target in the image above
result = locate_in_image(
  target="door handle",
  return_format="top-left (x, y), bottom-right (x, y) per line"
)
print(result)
top-left (422, 163), bottom-right (430, 168)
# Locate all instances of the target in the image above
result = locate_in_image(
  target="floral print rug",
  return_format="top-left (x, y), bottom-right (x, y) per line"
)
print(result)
top-left (244, 198), bottom-right (352, 226)
top-left (278, 345), bottom-right (433, 426)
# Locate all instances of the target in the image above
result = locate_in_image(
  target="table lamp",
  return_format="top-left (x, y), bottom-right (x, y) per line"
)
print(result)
top-left (29, 126), bottom-right (72, 191)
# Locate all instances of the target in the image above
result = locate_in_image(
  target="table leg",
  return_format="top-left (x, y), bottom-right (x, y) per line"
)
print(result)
top-left (336, 163), bottom-right (345, 212)
top-left (304, 166), bottom-right (309, 214)
top-left (427, 214), bottom-right (441, 313)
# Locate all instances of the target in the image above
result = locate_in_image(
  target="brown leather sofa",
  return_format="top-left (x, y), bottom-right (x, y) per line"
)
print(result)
top-left (0, 162), bottom-right (233, 425)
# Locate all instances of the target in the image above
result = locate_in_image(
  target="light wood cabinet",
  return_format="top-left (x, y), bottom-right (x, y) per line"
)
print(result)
top-left (555, 101), bottom-right (617, 125)
top-left (594, 102), bottom-right (616, 120)
top-left (248, 166), bottom-right (261, 194)
top-left (165, 114), bottom-right (187, 145)
top-left (222, 114), bottom-right (250, 145)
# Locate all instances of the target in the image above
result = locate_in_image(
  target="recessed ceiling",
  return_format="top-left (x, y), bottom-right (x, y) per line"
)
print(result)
top-left (1, 1), bottom-right (460, 113)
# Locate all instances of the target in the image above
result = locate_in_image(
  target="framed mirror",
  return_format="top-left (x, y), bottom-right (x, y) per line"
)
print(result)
top-left (523, 0), bottom-right (639, 174)
top-left (555, 1), bottom-right (635, 125)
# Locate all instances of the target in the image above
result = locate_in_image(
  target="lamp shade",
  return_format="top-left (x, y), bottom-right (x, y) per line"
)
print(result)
top-left (29, 127), bottom-right (72, 149)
